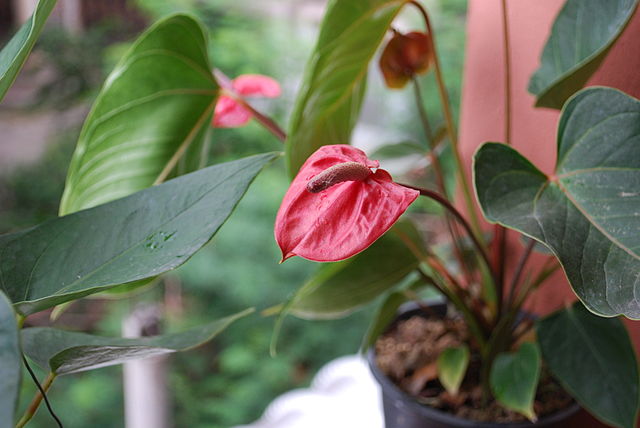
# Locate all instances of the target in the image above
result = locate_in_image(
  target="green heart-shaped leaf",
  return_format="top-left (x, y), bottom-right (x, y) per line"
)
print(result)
top-left (0, 0), bottom-right (56, 102)
top-left (474, 87), bottom-right (640, 318)
top-left (438, 345), bottom-right (470, 396)
top-left (60, 14), bottom-right (218, 215)
top-left (285, 0), bottom-right (408, 176)
top-left (537, 303), bottom-right (639, 428)
top-left (529, 0), bottom-right (639, 109)
top-left (22, 308), bottom-right (252, 375)
top-left (0, 152), bottom-right (278, 315)
top-left (490, 342), bottom-right (540, 421)
top-left (0, 291), bottom-right (20, 428)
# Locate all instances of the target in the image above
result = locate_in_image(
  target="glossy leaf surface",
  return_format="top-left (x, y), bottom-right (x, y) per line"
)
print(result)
top-left (0, 153), bottom-right (277, 315)
top-left (285, 0), bottom-right (408, 176)
top-left (475, 88), bottom-right (640, 318)
top-left (0, 291), bottom-right (20, 428)
top-left (437, 345), bottom-right (469, 395)
top-left (537, 303), bottom-right (639, 428)
top-left (0, 0), bottom-right (56, 102)
top-left (529, 0), bottom-right (638, 108)
top-left (490, 342), bottom-right (540, 421)
top-left (287, 222), bottom-right (422, 319)
top-left (60, 14), bottom-right (218, 214)
top-left (22, 309), bottom-right (251, 375)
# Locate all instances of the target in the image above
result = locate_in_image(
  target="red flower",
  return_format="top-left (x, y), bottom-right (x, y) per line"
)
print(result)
top-left (213, 73), bottom-right (281, 128)
top-left (379, 31), bottom-right (433, 89)
top-left (275, 145), bottom-right (419, 262)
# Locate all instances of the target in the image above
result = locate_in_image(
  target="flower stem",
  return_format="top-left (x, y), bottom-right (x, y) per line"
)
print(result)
top-left (400, 183), bottom-right (495, 285)
top-left (408, 0), bottom-right (485, 245)
top-left (16, 361), bottom-right (60, 428)
top-left (417, 268), bottom-right (487, 350)
top-left (494, 0), bottom-right (513, 314)
top-left (412, 77), bottom-right (474, 285)
top-left (236, 97), bottom-right (287, 143)
top-left (505, 238), bottom-right (535, 309)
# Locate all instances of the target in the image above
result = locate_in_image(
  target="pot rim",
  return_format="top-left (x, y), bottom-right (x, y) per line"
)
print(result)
top-left (367, 303), bottom-right (581, 427)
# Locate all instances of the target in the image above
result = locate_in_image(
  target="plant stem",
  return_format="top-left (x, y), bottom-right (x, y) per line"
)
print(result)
top-left (418, 268), bottom-right (487, 350)
top-left (16, 362), bottom-right (60, 428)
top-left (408, 0), bottom-right (485, 245)
top-left (494, 0), bottom-right (513, 314)
top-left (412, 77), bottom-right (474, 284)
top-left (505, 239), bottom-right (535, 309)
top-left (236, 97), bottom-right (287, 142)
top-left (400, 183), bottom-right (495, 285)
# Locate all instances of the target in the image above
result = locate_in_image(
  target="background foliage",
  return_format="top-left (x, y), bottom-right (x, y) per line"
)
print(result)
top-left (0, 0), bottom-right (467, 426)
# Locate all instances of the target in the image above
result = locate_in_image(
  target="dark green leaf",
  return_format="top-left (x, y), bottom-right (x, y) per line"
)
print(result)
top-left (288, 222), bottom-right (422, 319)
top-left (285, 0), bottom-right (408, 176)
top-left (22, 308), bottom-right (252, 375)
top-left (474, 87), bottom-right (640, 318)
top-left (490, 342), bottom-right (540, 421)
top-left (0, 152), bottom-right (278, 315)
top-left (0, 291), bottom-right (20, 428)
top-left (437, 345), bottom-right (469, 395)
top-left (529, 0), bottom-right (639, 108)
top-left (0, 0), bottom-right (56, 102)
top-left (59, 14), bottom-right (218, 215)
top-left (537, 303), bottom-right (639, 428)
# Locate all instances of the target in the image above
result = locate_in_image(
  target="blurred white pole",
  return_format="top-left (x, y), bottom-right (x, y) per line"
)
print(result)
top-left (122, 305), bottom-right (171, 428)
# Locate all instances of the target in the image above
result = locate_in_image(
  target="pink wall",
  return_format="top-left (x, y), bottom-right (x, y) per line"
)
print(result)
top-left (459, 3), bottom-right (640, 424)
top-left (459, 0), bottom-right (640, 315)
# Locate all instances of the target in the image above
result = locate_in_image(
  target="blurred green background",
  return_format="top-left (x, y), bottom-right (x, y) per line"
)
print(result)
top-left (0, 0), bottom-right (467, 426)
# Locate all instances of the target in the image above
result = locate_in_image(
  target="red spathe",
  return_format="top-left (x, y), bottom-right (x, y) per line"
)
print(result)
top-left (275, 145), bottom-right (419, 262)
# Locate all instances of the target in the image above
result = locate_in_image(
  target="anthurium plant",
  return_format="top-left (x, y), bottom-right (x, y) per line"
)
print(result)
top-left (0, 0), bottom-right (639, 427)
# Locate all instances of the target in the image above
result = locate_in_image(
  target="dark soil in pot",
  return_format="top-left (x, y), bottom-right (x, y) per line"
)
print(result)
top-left (368, 303), bottom-right (581, 428)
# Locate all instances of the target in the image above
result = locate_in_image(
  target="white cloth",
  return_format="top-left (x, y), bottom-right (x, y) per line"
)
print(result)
top-left (232, 355), bottom-right (384, 428)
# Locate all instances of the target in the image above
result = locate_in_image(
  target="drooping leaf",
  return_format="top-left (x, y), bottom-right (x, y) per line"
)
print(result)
top-left (0, 152), bottom-right (278, 315)
top-left (59, 14), bottom-right (218, 215)
top-left (22, 308), bottom-right (252, 375)
top-left (474, 87), bottom-right (640, 318)
top-left (437, 345), bottom-right (469, 395)
top-left (0, 0), bottom-right (56, 102)
top-left (537, 303), bottom-right (639, 428)
top-left (287, 221), bottom-right (422, 319)
top-left (0, 291), bottom-right (20, 428)
top-left (285, 0), bottom-right (409, 176)
top-left (490, 342), bottom-right (540, 421)
top-left (529, 0), bottom-right (639, 109)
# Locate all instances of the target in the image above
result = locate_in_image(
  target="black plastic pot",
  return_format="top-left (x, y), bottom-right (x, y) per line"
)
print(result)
top-left (367, 303), bottom-right (581, 428)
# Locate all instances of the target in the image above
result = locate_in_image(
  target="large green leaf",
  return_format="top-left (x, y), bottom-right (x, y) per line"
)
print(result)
top-left (0, 291), bottom-right (20, 428)
top-left (285, 0), bottom-right (408, 176)
top-left (0, 152), bottom-right (278, 315)
top-left (529, 0), bottom-right (638, 109)
top-left (474, 87), bottom-right (640, 318)
top-left (537, 303), bottom-right (639, 428)
top-left (287, 222), bottom-right (422, 319)
top-left (22, 308), bottom-right (252, 375)
top-left (490, 342), bottom-right (540, 421)
top-left (0, 0), bottom-right (56, 102)
top-left (59, 14), bottom-right (218, 215)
